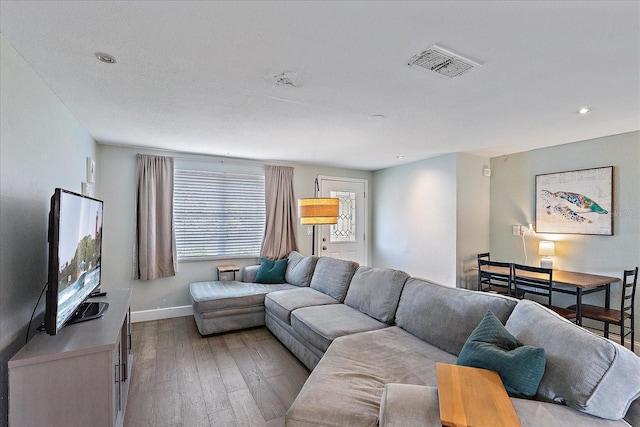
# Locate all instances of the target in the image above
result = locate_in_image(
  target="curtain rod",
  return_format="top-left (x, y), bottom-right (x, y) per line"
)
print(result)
top-left (132, 151), bottom-right (288, 167)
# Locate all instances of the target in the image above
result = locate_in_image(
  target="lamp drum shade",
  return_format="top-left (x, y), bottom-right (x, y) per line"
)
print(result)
top-left (539, 240), bottom-right (555, 269)
top-left (538, 241), bottom-right (555, 256)
top-left (299, 198), bottom-right (339, 225)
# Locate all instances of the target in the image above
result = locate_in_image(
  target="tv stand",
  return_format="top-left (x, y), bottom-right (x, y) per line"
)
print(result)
top-left (9, 289), bottom-right (132, 427)
top-left (67, 301), bottom-right (109, 324)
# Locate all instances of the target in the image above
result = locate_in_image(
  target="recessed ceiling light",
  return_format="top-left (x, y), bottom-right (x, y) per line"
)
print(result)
top-left (368, 114), bottom-right (385, 121)
top-left (95, 53), bottom-right (117, 64)
top-left (396, 155), bottom-right (404, 159)
top-left (577, 107), bottom-right (591, 115)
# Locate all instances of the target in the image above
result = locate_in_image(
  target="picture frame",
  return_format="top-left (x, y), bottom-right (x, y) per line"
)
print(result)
top-left (535, 166), bottom-right (613, 235)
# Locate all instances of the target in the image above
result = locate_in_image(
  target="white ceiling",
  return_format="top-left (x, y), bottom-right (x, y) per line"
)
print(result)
top-left (1, 1), bottom-right (639, 171)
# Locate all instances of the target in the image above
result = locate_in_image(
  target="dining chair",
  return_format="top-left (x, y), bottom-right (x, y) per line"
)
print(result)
top-left (477, 254), bottom-right (513, 297)
top-left (512, 263), bottom-right (576, 320)
top-left (575, 267), bottom-right (638, 351)
top-left (476, 252), bottom-right (490, 292)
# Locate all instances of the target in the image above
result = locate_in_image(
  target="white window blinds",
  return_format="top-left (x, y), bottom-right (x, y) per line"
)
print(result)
top-left (174, 169), bottom-right (265, 260)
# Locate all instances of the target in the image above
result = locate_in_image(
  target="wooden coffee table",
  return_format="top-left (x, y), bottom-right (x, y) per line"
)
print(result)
top-left (436, 363), bottom-right (522, 427)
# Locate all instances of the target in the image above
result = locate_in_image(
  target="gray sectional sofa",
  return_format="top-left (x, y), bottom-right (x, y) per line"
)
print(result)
top-left (189, 251), bottom-right (640, 426)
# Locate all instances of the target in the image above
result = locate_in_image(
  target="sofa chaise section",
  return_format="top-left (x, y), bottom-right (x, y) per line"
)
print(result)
top-left (190, 280), bottom-right (297, 335)
top-left (190, 251), bottom-right (318, 336)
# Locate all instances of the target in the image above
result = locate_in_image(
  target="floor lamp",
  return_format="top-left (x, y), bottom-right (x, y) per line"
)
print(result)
top-left (298, 198), bottom-right (339, 255)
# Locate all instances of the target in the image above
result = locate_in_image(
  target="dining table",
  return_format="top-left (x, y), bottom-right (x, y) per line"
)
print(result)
top-left (479, 265), bottom-right (619, 326)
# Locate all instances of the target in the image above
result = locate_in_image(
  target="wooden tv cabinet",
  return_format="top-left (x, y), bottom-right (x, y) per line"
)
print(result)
top-left (9, 289), bottom-right (132, 427)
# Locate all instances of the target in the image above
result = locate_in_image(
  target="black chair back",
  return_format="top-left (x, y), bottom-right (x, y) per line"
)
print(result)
top-left (512, 264), bottom-right (554, 306)
top-left (478, 258), bottom-right (512, 296)
top-left (621, 267), bottom-right (638, 317)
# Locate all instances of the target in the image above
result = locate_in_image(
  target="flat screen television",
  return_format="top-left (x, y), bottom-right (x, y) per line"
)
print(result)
top-left (45, 188), bottom-right (107, 335)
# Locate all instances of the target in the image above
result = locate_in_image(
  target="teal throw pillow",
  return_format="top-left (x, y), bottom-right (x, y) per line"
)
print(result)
top-left (254, 257), bottom-right (288, 284)
top-left (457, 311), bottom-right (546, 398)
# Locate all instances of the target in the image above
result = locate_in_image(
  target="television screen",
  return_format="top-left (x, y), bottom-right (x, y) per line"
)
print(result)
top-left (45, 189), bottom-right (103, 335)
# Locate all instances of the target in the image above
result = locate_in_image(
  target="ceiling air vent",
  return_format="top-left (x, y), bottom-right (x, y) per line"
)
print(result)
top-left (408, 44), bottom-right (482, 78)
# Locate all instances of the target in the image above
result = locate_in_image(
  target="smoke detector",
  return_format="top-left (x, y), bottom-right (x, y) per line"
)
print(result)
top-left (274, 71), bottom-right (298, 87)
top-left (408, 44), bottom-right (481, 78)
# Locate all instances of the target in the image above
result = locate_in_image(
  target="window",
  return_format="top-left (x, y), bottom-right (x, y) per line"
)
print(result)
top-left (329, 190), bottom-right (357, 243)
top-left (174, 169), bottom-right (265, 260)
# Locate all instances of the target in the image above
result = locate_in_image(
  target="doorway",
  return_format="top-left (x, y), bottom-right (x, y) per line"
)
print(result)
top-left (317, 176), bottom-right (368, 265)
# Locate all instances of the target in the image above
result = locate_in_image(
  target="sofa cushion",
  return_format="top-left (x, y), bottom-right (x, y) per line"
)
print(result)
top-left (309, 257), bottom-right (359, 302)
top-left (290, 304), bottom-right (387, 353)
top-left (285, 251), bottom-right (319, 287)
top-left (457, 311), bottom-right (546, 398)
top-left (254, 257), bottom-right (288, 284)
top-left (506, 300), bottom-right (640, 420)
top-left (379, 384), bottom-right (441, 427)
top-left (265, 287), bottom-right (339, 325)
top-left (344, 266), bottom-right (409, 324)
top-left (286, 326), bottom-right (457, 427)
top-left (189, 281), bottom-right (296, 313)
top-left (395, 278), bottom-right (517, 356)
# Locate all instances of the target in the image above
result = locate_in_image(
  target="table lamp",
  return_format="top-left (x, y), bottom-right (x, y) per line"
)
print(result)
top-left (538, 241), bottom-right (555, 269)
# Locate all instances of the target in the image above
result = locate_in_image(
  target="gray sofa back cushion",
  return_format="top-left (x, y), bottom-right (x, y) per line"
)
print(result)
top-left (395, 278), bottom-right (517, 356)
top-left (285, 251), bottom-right (319, 287)
top-left (344, 266), bottom-right (410, 324)
top-left (506, 300), bottom-right (640, 420)
top-left (310, 257), bottom-right (359, 302)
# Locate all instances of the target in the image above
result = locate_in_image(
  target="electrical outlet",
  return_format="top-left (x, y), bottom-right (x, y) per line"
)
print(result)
top-left (512, 225), bottom-right (521, 236)
top-left (521, 224), bottom-right (535, 235)
top-left (307, 226), bottom-right (313, 236)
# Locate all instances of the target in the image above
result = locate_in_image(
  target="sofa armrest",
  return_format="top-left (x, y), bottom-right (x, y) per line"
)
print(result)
top-left (242, 265), bottom-right (260, 283)
top-left (379, 384), bottom-right (441, 427)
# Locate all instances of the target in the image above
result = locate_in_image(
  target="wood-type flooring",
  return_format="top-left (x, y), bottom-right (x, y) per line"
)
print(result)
top-left (124, 316), bottom-right (310, 427)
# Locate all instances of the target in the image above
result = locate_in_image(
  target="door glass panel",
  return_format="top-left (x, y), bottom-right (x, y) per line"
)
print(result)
top-left (330, 191), bottom-right (356, 242)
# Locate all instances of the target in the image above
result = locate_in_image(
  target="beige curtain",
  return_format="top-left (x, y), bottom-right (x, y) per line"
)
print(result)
top-left (133, 154), bottom-right (177, 280)
top-left (261, 165), bottom-right (299, 260)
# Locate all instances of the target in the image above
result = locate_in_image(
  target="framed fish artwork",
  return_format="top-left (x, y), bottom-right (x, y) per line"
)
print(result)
top-left (535, 166), bottom-right (613, 235)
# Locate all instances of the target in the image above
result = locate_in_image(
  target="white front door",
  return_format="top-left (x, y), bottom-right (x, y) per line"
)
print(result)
top-left (317, 176), bottom-right (367, 265)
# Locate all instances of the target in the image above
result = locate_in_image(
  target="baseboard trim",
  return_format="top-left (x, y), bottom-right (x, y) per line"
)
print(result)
top-left (131, 305), bottom-right (193, 323)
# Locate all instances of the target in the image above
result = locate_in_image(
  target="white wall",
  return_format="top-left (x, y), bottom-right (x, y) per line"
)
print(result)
top-left (372, 154), bottom-right (458, 285)
top-left (97, 144), bottom-right (372, 313)
top-left (489, 131), bottom-right (640, 332)
top-left (371, 152), bottom-right (491, 287)
top-left (456, 153), bottom-right (491, 289)
top-left (0, 35), bottom-right (98, 426)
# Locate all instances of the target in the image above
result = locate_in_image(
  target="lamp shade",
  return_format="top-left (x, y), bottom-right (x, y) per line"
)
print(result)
top-left (298, 198), bottom-right (339, 225)
top-left (538, 241), bottom-right (555, 256)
